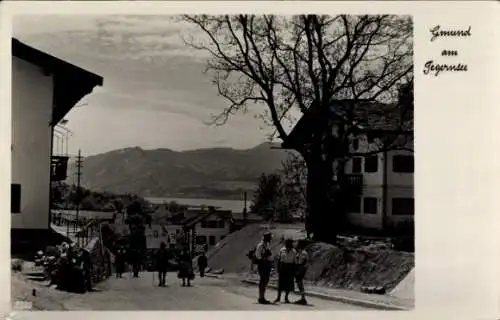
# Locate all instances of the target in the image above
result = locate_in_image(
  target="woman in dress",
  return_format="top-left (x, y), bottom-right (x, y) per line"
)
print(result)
top-left (274, 238), bottom-right (296, 304)
top-left (177, 247), bottom-right (194, 287)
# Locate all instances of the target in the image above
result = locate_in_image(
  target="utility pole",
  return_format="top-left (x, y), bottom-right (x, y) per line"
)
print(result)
top-left (243, 192), bottom-right (248, 223)
top-left (75, 149), bottom-right (84, 244)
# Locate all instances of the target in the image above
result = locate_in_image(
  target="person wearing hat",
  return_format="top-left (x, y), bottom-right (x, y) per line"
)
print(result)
top-left (255, 231), bottom-right (273, 304)
top-left (274, 238), bottom-right (296, 304)
top-left (293, 239), bottom-right (309, 305)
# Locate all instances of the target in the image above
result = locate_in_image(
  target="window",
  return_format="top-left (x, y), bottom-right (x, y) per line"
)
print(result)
top-left (153, 230), bottom-right (159, 238)
top-left (196, 235), bottom-right (207, 244)
top-left (352, 157), bottom-right (362, 173)
top-left (11, 184), bottom-right (21, 213)
top-left (200, 221), bottom-right (207, 228)
top-left (218, 220), bottom-right (225, 228)
top-left (364, 155), bottom-right (378, 173)
top-left (209, 236), bottom-right (216, 245)
top-left (393, 155), bottom-right (414, 173)
top-left (392, 198), bottom-right (414, 216)
top-left (347, 196), bottom-right (361, 213)
top-left (352, 139), bottom-right (359, 150)
top-left (363, 197), bottom-right (378, 214)
top-left (207, 220), bottom-right (218, 228)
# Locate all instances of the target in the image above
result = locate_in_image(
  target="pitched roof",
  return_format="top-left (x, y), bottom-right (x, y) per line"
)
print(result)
top-left (12, 38), bottom-right (103, 125)
top-left (182, 208), bottom-right (233, 229)
top-left (332, 100), bottom-right (413, 132)
top-left (282, 97), bottom-right (413, 149)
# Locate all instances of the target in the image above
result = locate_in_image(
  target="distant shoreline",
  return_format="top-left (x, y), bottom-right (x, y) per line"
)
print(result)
top-left (145, 196), bottom-right (252, 213)
top-left (144, 193), bottom-right (252, 201)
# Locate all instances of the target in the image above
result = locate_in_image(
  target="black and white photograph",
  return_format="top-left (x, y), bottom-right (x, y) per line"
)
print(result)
top-left (9, 11), bottom-right (415, 311)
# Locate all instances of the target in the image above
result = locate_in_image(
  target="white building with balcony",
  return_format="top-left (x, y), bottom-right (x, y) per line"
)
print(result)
top-left (344, 133), bottom-right (414, 230)
top-left (11, 38), bottom-right (103, 252)
top-left (281, 84), bottom-right (413, 232)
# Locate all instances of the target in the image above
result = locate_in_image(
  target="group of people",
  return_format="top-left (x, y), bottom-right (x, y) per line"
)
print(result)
top-left (114, 241), bottom-right (203, 288)
top-left (254, 232), bottom-right (309, 305)
top-left (113, 245), bottom-right (144, 278)
top-left (154, 242), bottom-right (209, 287)
top-left (35, 241), bottom-right (93, 293)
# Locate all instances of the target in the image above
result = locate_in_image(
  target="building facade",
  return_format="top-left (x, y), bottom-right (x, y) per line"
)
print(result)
top-left (281, 84), bottom-right (414, 233)
top-left (11, 38), bottom-right (103, 249)
top-left (11, 55), bottom-right (54, 230)
top-left (344, 133), bottom-right (414, 230)
top-left (194, 213), bottom-right (231, 247)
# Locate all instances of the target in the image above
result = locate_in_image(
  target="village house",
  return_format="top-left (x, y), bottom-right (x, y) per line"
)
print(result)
top-left (182, 207), bottom-right (233, 254)
top-left (282, 84), bottom-right (414, 232)
top-left (11, 38), bottom-right (103, 253)
top-left (343, 126), bottom-right (414, 230)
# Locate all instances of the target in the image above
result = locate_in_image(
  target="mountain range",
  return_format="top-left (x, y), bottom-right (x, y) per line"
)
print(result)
top-left (68, 142), bottom-right (291, 200)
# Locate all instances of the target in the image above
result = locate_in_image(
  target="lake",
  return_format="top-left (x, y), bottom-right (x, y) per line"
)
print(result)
top-left (145, 197), bottom-right (251, 213)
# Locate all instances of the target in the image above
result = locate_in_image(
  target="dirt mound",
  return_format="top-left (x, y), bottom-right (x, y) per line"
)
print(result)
top-left (306, 242), bottom-right (414, 291)
top-left (205, 224), bottom-right (304, 273)
top-left (205, 225), bottom-right (414, 292)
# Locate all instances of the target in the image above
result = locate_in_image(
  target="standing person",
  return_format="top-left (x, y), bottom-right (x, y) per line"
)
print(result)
top-left (82, 249), bottom-right (93, 292)
top-left (197, 251), bottom-right (208, 277)
top-left (177, 247), bottom-right (194, 287)
top-left (155, 242), bottom-right (169, 287)
top-left (115, 246), bottom-right (126, 278)
top-left (294, 239), bottom-right (309, 305)
top-left (255, 231), bottom-right (273, 304)
top-left (130, 248), bottom-right (142, 278)
top-left (274, 238), bottom-right (296, 304)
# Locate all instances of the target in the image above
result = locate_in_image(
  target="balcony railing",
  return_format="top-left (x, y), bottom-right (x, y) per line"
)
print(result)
top-left (341, 173), bottom-right (364, 194)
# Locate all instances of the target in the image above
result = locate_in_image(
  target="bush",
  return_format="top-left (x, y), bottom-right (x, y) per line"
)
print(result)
top-left (389, 219), bottom-right (414, 252)
top-left (11, 259), bottom-right (24, 272)
top-left (389, 219), bottom-right (414, 237)
top-left (391, 237), bottom-right (414, 252)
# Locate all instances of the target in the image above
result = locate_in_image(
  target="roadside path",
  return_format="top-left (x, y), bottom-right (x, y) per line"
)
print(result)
top-left (60, 272), bottom-right (367, 310)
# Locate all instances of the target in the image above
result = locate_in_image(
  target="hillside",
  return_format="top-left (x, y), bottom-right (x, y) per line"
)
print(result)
top-left (68, 142), bottom-right (291, 200)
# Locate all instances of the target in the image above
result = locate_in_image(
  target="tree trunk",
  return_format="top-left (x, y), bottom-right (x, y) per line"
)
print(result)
top-left (303, 152), bottom-right (338, 244)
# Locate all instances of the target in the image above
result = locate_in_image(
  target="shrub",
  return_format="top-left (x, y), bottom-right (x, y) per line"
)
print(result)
top-left (11, 259), bottom-right (24, 272)
top-left (391, 237), bottom-right (414, 252)
top-left (390, 219), bottom-right (414, 237)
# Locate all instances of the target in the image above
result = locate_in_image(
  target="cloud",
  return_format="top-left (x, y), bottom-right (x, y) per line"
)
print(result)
top-left (13, 15), bottom-right (274, 154)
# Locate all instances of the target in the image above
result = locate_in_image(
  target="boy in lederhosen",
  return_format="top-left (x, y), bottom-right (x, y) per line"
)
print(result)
top-left (255, 232), bottom-right (273, 304)
top-left (294, 239), bottom-right (309, 305)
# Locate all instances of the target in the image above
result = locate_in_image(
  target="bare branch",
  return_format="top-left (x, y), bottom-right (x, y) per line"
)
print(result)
top-left (182, 14), bottom-right (413, 152)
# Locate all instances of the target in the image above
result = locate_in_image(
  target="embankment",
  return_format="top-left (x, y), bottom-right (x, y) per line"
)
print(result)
top-left (206, 224), bottom-right (414, 292)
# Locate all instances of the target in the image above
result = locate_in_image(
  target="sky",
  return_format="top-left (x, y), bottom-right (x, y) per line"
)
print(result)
top-left (13, 15), bottom-right (287, 156)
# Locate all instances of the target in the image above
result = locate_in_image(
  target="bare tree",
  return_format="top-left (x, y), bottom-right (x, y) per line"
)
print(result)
top-left (183, 14), bottom-right (413, 243)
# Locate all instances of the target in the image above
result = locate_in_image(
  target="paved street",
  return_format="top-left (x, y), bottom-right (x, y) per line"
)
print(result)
top-left (61, 272), bottom-right (367, 310)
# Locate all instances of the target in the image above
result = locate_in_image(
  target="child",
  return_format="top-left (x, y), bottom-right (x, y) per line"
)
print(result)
top-left (294, 239), bottom-right (309, 305)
